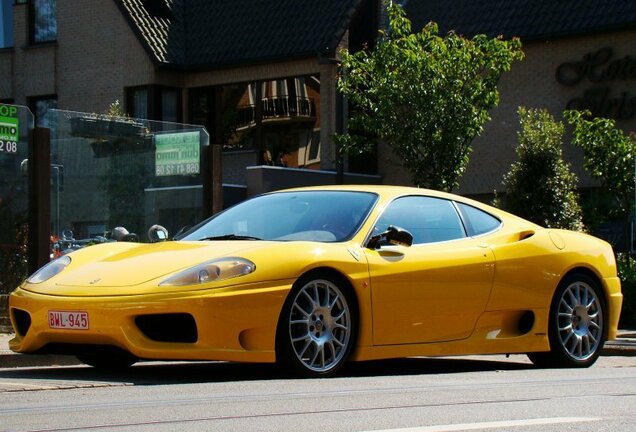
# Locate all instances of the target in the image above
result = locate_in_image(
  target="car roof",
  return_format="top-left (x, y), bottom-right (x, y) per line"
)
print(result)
top-left (276, 185), bottom-right (541, 228)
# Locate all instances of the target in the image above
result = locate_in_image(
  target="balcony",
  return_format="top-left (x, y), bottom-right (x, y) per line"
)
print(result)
top-left (236, 96), bottom-right (316, 129)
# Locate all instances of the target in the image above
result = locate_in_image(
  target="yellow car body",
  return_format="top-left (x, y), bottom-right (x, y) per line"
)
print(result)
top-left (9, 186), bottom-right (622, 376)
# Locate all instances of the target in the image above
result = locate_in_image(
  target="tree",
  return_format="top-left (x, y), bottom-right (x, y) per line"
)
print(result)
top-left (336, 2), bottom-right (524, 191)
top-left (498, 108), bottom-right (582, 230)
top-left (564, 110), bottom-right (636, 220)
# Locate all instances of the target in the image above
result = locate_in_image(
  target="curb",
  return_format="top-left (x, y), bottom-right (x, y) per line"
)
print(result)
top-left (602, 340), bottom-right (636, 357)
top-left (0, 352), bottom-right (81, 368)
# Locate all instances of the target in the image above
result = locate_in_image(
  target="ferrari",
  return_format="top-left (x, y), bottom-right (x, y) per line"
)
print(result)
top-left (9, 186), bottom-right (623, 377)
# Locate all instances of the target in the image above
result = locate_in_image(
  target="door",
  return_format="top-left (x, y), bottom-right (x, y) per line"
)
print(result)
top-left (365, 196), bottom-right (495, 345)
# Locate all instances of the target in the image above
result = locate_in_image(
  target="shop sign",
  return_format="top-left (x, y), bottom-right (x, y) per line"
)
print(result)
top-left (0, 104), bottom-right (19, 155)
top-left (155, 131), bottom-right (201, 177)
top-left (556, 47), bottom-right (636, 120)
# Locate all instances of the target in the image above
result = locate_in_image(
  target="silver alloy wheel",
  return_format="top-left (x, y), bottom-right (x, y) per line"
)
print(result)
top-left (288, 279), bottom-right (351, 373)
top-left (556, 280), bottom-right (603, 361)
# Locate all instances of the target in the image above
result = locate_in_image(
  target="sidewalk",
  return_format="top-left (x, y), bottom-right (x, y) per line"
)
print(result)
top-left (1, 331), bottom-right (635, 369)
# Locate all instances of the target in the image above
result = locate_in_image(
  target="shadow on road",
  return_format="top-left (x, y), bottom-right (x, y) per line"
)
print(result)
top-left (0, 356), bottom-right (535, 386)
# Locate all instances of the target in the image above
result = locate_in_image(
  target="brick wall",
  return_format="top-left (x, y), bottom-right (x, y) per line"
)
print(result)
top-left (0, 295), bottom-right (9, 332)
top-left (56, 0), bottom-right (158, 113)
top-left (0, 51), bottom-right (12, 99)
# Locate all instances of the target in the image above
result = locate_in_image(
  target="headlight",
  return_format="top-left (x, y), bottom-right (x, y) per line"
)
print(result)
top-left (159, 257), bottom-right (256, 287)
top-left (27, 255), bottom-right (72, 284)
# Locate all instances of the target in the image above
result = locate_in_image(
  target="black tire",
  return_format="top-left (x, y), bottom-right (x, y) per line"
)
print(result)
top-left (528, 272), bottom-right (606, 368)
top-left (276, 272), bottom-right (358, 378)
top-left (77, 347), bottom-right (137, 370)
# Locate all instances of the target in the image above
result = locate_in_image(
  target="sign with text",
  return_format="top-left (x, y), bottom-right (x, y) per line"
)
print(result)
top-left (155, 131), bottom-right (201, 177)
top-left (0, 104), bottom-right (19, 154)
top-left (556, 47), bottom-right (636, 120)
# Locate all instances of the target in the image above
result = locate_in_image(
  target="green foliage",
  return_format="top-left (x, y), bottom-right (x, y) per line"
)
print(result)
top-left (564, 110), bottom-right (636, 220)
top-left (0, 196), bottom-right (28, 294)
top-left (617, 253), bottom-right (636, 327)
top-left (498, 108), bottom-right (583, 230)
top-left (336, 2), bottom-right (524, 191)
top-left (106, 100), bottom-right (128, 118)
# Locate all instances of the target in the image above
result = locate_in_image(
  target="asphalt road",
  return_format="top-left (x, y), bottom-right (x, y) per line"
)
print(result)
top-left (0, 355), bottom-right (635, 432)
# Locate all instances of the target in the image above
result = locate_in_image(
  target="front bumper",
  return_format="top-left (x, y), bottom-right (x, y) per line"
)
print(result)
top-left (9, 280), bottom-right (292, 363)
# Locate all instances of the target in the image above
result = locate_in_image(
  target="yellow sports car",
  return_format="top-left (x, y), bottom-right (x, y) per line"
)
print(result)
top-left (9, 186), bottom-right (622, 377)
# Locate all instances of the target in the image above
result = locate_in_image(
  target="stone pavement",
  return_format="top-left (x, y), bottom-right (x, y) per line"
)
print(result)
top-left (0, 331), bottom-right (634, 369)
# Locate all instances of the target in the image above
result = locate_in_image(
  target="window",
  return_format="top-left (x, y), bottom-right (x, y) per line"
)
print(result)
top-left (129, 87), bottom-right (148, 119)
top-left (180, 191), bottom-right (378, 243)
top-left (0, 0), bottom-right (13, 48)
top-left (375, 196), bottom-right (466, 244)
top-left (126, 86), bottom-right (182, 122)
top-left (457, 202), bottom-right (501, 237)
top-left (30, 0), bottom-right (56, 44)
top-left (28, 95), bottom-right (57, 127)
top-left (161, 89), bottom-right (179, 123)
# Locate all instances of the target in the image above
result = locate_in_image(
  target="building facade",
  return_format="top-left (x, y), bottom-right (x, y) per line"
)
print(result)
top-left (2, 0), bottom-right (636, 198)
top-left (0, 0), bottom-right (381, 192)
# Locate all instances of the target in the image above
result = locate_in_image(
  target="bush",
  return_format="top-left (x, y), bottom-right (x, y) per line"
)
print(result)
top-left (496, 107), bottom-right (583, 230)
top-left (617, 254), bottom-right (636, 328)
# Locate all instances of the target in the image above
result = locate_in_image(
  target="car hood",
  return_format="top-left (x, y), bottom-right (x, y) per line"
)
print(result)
top-left (24, 240), bottom-right (282, 296)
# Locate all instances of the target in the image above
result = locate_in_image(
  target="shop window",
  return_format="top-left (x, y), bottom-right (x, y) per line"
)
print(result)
top-left (190, 75), bottom-right (320, 163)
top-left (30, 0), bottom-right (57, 44)
top-left (28, 95), bottom-right (57, 127)
top-left (0, 0), bottom-right (13, 48)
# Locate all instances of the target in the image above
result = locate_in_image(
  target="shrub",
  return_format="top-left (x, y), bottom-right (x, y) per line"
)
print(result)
top-left (617, 254), bottom-right (636, 328)
top-left (497, 107), bottom-right (583, 230)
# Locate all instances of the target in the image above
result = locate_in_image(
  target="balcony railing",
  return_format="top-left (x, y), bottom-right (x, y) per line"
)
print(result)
top-left (236, 96), bottom-right (316, 129)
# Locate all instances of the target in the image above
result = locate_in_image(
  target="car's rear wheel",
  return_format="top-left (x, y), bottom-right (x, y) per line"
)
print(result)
top-left (277, 273), bottom-right (357, 377)
top-left (528, 272), bottom-right (606, 368)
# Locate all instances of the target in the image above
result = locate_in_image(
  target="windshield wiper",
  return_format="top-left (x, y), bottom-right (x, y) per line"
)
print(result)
top-left (200, 234), bottom-right (262, 241)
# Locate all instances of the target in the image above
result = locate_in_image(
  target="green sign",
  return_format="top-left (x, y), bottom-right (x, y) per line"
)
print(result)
top-left (0, 104), bottom-right (19, 154)
top-left (155, 131), bottom-right (201, 177)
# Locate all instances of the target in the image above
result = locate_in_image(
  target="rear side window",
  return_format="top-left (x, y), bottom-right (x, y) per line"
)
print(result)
top-left (457, 203), bottom-right (501, 236)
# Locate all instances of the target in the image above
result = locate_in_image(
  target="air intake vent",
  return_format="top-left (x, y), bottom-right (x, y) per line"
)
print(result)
top-left (11, 308), bottom-right (31, 336)
top-left (135, 313), bottom-right (198, 343)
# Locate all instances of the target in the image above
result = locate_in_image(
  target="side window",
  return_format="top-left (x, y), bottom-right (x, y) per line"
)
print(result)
top-left (457, 202), bottom-right (501, 236)
top-left (375, 196), bottom-right (466, 244)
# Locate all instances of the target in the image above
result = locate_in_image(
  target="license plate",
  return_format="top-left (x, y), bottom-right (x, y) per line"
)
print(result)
top-left (48, 310), bottom-right (89, 330)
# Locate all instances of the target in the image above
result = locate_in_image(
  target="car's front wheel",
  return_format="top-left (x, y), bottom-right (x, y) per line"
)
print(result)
top-left (528, 272), bottom-right (606, 368)
top-left (277, 273), bottom-right (357, 377)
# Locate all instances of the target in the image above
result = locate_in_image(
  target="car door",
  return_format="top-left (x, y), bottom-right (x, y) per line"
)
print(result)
top-left (365, 196), bottom-right (495, 345)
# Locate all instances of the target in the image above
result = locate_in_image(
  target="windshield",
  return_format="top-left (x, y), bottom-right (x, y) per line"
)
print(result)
top-left (180, 191), bottom-right (378, 242)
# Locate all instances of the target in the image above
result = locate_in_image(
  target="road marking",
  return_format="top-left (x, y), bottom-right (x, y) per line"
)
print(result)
top-left (366, 417), bottom-right (600, 432)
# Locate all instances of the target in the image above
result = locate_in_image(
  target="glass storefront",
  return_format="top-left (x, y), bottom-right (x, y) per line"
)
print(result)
top-left (0, 104), bottom-right (33, 294)
top-left (189, 75), bottom-right (321, 170)
top-left (45, 109), bottom-right (209, 256)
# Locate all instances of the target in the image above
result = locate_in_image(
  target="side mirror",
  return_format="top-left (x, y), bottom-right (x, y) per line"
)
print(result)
top-left (368, 225), bottom-right (414, 249)
top-left (148, 225), bottom-right (169, 243)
